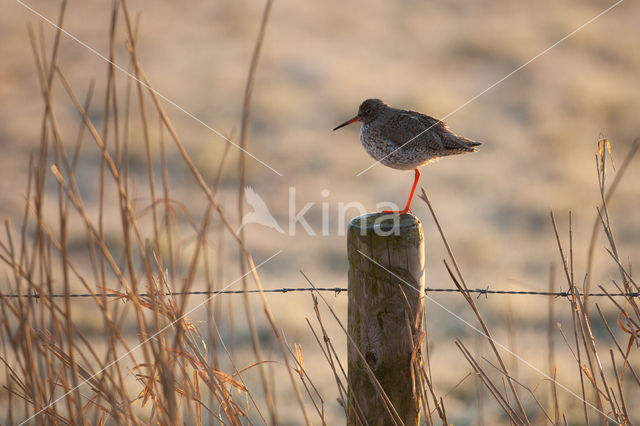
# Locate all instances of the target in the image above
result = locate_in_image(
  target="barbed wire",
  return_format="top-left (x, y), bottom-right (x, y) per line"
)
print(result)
top-left (1, 287), bottom-right (638, 299)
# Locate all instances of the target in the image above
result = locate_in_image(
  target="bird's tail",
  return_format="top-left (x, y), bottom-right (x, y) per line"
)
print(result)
top-left (460, 137), bottom-right (482, 151)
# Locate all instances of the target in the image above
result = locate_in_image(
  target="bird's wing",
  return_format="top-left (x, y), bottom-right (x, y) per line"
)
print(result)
top-left (244, 186), bottom-right (270, 212)
top-left (382, 110), bottom-right (480, 153)
top-left (380, 111), bottom-right (448, 150)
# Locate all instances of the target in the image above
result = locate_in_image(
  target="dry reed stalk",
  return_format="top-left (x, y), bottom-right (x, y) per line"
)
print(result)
top-left (551, 212), bottom-right (592, 424)
top-left (2, 0), bottom-right (640, 424)
top-left (301, 271), bottom-right (405, 425)
top-left (0, 0), bottom-right (321, 422)
top-left (547, 264), bottom-right (560, 424)
top-left (419, 189), bottom-right (530, 424)
top-left (234, 0), bottom-right (279, 421)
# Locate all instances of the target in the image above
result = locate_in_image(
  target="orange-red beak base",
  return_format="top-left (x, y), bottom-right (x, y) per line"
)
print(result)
top-left (333, 116), bottom-right (361, 131)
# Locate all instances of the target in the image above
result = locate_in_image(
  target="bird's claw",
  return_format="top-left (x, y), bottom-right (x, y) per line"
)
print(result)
top-left (381, 209), bottom-right (411, 215)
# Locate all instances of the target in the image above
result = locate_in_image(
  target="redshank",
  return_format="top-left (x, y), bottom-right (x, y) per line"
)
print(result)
top-left (333, 99), bottom-right (481, 214)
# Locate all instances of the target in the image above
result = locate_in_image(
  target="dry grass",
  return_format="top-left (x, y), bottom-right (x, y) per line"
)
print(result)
top-left (418, 137), bottom-right (640, 425)
top-left (1, 0), bottom-right (640, 424)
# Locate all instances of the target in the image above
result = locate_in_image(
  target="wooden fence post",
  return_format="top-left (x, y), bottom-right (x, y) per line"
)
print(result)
top-left (347, 212), bottom-right (425, 426)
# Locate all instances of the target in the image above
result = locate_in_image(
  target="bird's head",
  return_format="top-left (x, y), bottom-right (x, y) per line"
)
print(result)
top-left (333, 98), bottom-right (388, 131)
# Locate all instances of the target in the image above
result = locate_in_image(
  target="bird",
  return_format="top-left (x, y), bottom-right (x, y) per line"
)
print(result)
top-left (333, 98), bottom-right (482, 214)
top-left (237, 186), bottom-right (284, 233)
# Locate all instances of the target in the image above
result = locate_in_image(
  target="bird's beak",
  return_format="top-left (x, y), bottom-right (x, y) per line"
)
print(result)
top-left (333, 116), bottom-right (360, 131)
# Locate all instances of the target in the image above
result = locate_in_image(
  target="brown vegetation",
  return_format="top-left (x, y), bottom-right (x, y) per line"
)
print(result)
top-left (1, 1), bottom-right (639, 424)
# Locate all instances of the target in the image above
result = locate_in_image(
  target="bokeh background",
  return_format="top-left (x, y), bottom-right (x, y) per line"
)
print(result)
top-left (1, 0), bottom-right (639, 423)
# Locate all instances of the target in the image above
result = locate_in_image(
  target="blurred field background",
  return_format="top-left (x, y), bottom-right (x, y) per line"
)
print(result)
top-left (1, 0), bottom-right (639, 424)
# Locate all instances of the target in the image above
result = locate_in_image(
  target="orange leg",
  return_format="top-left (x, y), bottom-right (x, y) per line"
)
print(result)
top-left (383, 168), bottom-right (420, 214)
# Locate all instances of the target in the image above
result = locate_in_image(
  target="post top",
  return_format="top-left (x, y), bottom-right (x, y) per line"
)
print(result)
top-left (348, 212), bottom-right (421, 231)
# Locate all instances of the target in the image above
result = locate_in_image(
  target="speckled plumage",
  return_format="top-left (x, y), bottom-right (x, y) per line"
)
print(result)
top-left (353, 99), bottom-right (481, 170)
top-left (333, 98), bottom-right (482, 213)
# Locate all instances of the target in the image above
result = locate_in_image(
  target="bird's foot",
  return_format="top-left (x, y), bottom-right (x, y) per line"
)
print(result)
top-left (381, 208), bottom-right (411, 215)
